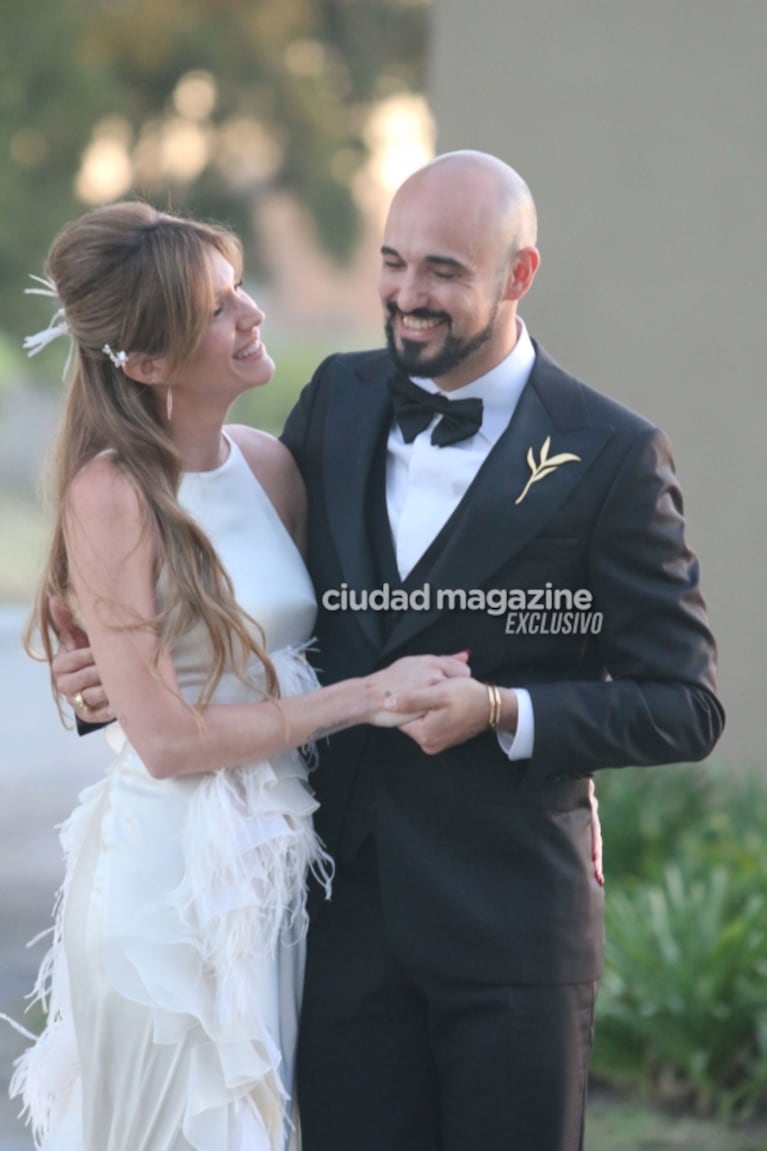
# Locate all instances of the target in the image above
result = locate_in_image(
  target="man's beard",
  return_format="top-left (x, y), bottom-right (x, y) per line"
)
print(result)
top-left (384, 307), bottom-right (496, 381)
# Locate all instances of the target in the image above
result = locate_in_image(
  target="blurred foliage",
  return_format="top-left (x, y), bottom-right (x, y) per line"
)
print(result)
top-left (229, 337), bottom-right (358, 434)
top-left (0, 0), bottom-right (429, 336)
top-left (593, 766), bottom-right (767, 1122)
top-left (0, 331), bottom-right (32, 390)
top-left (595, 763), bottom-right (714, 886)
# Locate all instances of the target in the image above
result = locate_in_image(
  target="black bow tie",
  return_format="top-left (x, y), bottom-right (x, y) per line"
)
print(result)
top-left (388, 374), bottom-right (484, 447)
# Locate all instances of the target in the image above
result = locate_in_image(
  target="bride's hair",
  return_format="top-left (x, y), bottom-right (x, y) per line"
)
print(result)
top-left (26, 200), bottom-right (278, 717)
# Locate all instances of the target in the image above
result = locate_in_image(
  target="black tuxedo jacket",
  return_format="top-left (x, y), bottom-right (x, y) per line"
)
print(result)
top-left (281, 343), bottom-right (724, 985)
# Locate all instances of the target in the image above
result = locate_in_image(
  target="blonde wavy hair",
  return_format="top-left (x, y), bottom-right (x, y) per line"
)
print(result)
top-left (25, 200), bottom-right (278, 717)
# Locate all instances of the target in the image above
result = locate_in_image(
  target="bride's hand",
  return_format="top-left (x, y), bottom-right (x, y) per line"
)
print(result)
top-left (367, 652), bottom-right (471, 728)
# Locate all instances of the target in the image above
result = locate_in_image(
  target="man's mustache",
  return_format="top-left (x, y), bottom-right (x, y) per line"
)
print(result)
top-left (385, 303), bottom-right (451, 324)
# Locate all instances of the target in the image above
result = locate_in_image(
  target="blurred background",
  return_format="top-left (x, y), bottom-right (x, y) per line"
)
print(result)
top-left (1, 1), bottom-right (765, 1148)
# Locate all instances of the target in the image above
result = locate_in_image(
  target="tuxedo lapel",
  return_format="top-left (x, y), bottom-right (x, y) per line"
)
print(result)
top-left (383, 350), bottom-right (615, 655)
top-left (322, 361), bottom-right (393, 651)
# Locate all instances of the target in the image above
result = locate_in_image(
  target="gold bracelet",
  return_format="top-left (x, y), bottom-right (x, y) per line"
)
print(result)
top-left (487, 683), bottom-right (502, 731)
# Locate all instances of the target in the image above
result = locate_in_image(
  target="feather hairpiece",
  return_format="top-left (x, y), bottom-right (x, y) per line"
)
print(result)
top-left (23, 276), bottom-right (70, 359)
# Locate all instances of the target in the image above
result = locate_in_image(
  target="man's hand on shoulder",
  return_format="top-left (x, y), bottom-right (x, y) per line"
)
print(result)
top-left (50, 595), bottom-right (112, 724)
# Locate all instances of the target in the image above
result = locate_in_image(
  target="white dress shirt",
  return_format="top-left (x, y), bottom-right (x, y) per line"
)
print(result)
top-left (386, 319), bottom-right (535, 760)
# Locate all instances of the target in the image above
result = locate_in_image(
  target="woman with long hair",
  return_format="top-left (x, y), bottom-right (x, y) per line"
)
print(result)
top-left (9, 201), bottom-right (468, 1151)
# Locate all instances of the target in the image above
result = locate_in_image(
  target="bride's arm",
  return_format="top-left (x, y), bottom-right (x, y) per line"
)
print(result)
top-left (65, 456), bottom-right (467, 780)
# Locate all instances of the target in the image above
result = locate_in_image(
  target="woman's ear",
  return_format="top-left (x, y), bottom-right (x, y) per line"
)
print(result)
top-left (121, 354), bottom-right (172, 386)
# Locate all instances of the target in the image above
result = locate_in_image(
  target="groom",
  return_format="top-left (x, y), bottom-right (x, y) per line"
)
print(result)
top-left (280, 151), bottom-right (723, 1151)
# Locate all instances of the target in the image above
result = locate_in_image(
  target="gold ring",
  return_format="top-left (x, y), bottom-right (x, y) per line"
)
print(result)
top-left (72, 691), bottom-right (88, 712)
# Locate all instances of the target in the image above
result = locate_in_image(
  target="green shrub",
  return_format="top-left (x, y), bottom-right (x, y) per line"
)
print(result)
top-left (593, 768), bottom-right (767, 1121)
top-left (596, 764), bottom-right (715, 886)
top-left (684, 772), bottom-right (767, 899)
top-left (594, 863), bottom-right (767, 1118)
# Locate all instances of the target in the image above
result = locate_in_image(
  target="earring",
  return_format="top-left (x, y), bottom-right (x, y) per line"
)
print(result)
top-left (166, 385), bottom-right (173, 421)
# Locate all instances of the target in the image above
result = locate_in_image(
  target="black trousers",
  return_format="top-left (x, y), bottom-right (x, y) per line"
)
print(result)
top-left (296, 839), bottom-right (597, 1151)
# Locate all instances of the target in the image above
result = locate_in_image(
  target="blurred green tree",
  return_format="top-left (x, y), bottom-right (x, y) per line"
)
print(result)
top-left (0, 0), bottom-right (428, 339)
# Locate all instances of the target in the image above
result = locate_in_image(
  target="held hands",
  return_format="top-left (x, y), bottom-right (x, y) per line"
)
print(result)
top-left (367, 652), bottom-right (472, 728)
top-left (50, 596), bottom-right (112, 723)
top-left (386, 676), bottom-right (518, 756)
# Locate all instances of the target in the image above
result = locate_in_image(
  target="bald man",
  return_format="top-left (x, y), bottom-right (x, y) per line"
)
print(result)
top-left (281, 151), bottom-right (723, 1151)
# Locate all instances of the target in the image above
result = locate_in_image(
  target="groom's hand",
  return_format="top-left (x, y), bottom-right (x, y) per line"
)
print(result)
top-left (393, 677), bottom-right (516, 756)
top-left (50, 595), bottom-right (113, 724)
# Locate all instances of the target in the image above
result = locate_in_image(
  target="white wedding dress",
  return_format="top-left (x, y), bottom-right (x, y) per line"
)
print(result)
top-left (10, 436), bottom-right (331, 1151)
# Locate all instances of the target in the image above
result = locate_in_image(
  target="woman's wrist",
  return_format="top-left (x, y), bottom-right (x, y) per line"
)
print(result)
top-left (359, 674), bottom-right (388, 724)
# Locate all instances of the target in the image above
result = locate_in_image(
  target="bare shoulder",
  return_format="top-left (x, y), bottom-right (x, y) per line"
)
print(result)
top-left (64, 454), bottom-right (153, 582)
top-left (226, 424), bottom-right (297, 486)
top-left (226, 424), bottom-right (307, 547)
top-left (66, 453), bottom-right (144, 530)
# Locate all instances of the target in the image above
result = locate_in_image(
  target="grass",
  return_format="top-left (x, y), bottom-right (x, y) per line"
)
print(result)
top-left (587, 1087), bottom-right (767, 1150)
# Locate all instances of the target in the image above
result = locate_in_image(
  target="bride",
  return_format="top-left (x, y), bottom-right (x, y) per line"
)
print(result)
top-left (9, 201), bottom-right (469, 1151)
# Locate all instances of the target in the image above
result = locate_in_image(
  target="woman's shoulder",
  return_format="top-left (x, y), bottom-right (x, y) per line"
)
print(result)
top-left (225, 424), bottom-right (306, 544)
top-left (67, 452), bottom-right (141, 520)
top-left (224, 428), bottom-right (299, 490)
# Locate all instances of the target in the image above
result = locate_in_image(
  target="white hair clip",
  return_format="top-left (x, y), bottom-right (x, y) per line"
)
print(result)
top-left (23, 275), bottom-right (70, 358)
top-left (102, 344), bottom-right (129, 369)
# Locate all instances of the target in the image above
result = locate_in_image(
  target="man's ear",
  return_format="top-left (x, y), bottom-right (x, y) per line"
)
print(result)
top-left (122, 354), bottom-right (172, 386)
top-left (504, 246), bottom-right (541, 302)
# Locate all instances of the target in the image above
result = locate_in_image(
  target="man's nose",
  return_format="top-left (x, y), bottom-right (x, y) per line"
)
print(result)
top-left (391, 272), bottom-right (430, 314)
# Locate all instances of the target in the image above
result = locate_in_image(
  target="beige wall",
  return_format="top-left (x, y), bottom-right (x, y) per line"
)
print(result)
top-left (430, 0), bottom-right (766, 769)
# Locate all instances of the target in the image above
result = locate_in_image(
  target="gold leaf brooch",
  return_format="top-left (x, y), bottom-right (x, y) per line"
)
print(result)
top-left (515, 436), bottom-right (581, 505)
